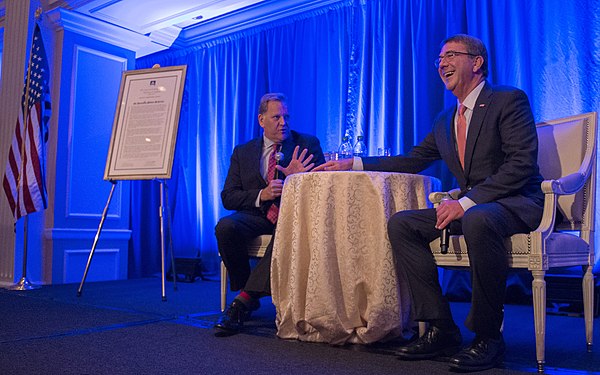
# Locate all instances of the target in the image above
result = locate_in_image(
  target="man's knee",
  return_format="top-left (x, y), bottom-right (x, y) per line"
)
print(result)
top-left (387, 210), bottom-right (416, 238)
top-left (215, 217), bottom-right (237, 241)
top-left (461, 206), bottom-right (497, 237)
top-left (387, 211), bottom-right (430, 253)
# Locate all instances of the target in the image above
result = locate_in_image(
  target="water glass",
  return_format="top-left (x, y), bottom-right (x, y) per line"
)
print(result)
top-left (324, 151), bottom-right (339, 161)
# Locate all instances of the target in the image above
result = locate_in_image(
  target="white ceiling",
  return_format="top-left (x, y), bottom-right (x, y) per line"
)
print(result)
top-left (71, 0), bottom-right (338, 57)
top-left (44, 0), bottom-right (264, 52)
top-left (71, 0), bottom-right (266, 34)
top-left (0, 0), bottom-right (338, 57)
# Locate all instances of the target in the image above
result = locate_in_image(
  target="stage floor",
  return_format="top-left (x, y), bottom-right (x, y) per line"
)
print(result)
top-left (0, 277), bottom-right (598, 374)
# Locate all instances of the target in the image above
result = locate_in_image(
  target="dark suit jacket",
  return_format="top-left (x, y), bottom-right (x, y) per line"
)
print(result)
top-left (221, 130), bottom-right (325, 217)
top-left (362, 83), bottom-right (544, 229)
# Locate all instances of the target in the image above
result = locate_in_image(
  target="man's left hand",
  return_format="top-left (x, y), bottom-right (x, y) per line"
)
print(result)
top-left (276, 146), bottom-right (315, 176)
top-left (435, 199), bottom-right (465, 230)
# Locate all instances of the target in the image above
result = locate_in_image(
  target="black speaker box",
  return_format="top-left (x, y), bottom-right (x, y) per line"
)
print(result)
top-left (166, 257), bottom-right (205, 283)
top-left (546, 274), bottom-right (599, 317)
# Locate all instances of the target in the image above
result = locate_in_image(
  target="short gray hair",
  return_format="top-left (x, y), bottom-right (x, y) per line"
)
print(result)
top-left (258, 93), bottom-right (287, 115)
top-left (441, 34), bottom-right (488, 77)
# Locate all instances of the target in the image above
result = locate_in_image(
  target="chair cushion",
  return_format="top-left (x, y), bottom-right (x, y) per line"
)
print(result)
top-left (541, 232), bottom-right (589, 255)
top-left (429, 231), bottom-right (589, 266)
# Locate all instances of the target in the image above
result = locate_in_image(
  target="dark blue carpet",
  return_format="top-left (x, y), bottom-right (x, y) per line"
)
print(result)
top-left (0, 277), bottom-right (598, 374)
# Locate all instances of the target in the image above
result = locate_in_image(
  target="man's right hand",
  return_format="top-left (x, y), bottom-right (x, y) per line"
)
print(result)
top-left (313, 158), bottom-right (354, 172)
top-left (276, 146), bottom-right (315, 176)
top-left (260, 179), bottom-right (284, 201)
top-left (435, 199), bottom-right (465, 230)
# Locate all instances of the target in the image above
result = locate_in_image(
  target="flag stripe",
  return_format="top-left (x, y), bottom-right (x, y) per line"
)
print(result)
top-left (27, 106), bottom-right (45, 197)
top-left (2, 176), bottom-right (16, 214)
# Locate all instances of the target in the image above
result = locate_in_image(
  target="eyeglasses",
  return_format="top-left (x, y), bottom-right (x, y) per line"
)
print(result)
top-left (434, 51), bottom-right (478, 68)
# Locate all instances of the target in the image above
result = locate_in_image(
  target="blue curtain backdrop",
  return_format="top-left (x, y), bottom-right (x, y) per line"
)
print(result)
top-left (132, 0), bottom-right (600, 279)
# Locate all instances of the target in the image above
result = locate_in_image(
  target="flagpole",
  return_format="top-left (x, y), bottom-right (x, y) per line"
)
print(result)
top-left (8, 8), bottom-right (43, 291)
top-left (9, 216), bottom-right (38, 290)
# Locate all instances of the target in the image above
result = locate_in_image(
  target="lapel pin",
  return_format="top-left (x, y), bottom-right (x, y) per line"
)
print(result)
top-left (479, 104), bottom-right (486, 108)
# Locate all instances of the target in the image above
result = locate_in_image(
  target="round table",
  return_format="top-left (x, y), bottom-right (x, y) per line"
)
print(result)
top-left (271, 171), bottom-right (441, 344)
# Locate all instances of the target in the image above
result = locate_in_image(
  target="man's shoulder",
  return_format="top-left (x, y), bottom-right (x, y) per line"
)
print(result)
top-left (486, 83), bottom-right (527, 97)
top-left (234, 136), bottom-right (261, 150)
top-left (478, 83), bottom-right (530, 110)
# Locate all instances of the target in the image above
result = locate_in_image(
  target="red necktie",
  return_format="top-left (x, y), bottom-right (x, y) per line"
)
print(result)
top-left (456, 104), bottom-right (467, 168)
top-left (266, 144), bottom-right (281, 224)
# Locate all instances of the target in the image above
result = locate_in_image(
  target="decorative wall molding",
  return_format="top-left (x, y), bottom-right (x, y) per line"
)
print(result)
top-left (46, 228), bottom-right (132, 240)
top-left (46, 7), bottom-right (164, 57)
top-left (174, 0), bottom-right (344, 48)
top-left (64, 45), bottom-right (127, 220)
top-left (63, 247), bottom-right (120, 283)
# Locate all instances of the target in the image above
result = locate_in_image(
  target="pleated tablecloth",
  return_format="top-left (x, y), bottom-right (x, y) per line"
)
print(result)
top-left (271, 171), bottom-right (441, 345)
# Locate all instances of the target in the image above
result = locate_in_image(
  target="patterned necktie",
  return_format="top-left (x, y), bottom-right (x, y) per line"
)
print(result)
top-left (456, 104), bottom-right (467, 168)
top-left (266, 144), bottom-right (281, 224)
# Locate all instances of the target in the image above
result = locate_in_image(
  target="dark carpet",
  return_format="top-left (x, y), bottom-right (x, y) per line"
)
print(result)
top-left (0, 277), bottom-right (598, 374)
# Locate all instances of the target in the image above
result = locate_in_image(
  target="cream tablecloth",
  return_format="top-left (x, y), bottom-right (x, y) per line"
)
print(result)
top-left (271, 171), bottom-right (441, 345)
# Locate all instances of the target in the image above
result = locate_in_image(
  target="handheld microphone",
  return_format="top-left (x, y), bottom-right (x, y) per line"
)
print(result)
top-left (439, 195), bottom-right (451, 254)
top-left (440, 226), bottom-right (450, 254)
top-left (274, 151), bottom-right (284, 180)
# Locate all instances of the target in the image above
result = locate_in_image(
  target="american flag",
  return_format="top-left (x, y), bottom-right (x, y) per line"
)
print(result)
top-left (2, 24), bottom-right (51, 221)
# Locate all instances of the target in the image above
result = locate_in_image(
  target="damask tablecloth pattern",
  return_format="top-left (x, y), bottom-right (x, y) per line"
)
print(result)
top-left (271, 171), bottom-right (441, 344)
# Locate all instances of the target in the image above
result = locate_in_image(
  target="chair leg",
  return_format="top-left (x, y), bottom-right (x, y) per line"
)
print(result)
top-left (532, 270), bottom-right (546, 373)
top-left (582, 265), bottom-right (594, 352)
top-left (220, 261), bottom-right (227, 312)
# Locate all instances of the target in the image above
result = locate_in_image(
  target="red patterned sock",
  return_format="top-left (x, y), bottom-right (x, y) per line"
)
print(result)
top-left (235, 291), bottom-right (253, 306)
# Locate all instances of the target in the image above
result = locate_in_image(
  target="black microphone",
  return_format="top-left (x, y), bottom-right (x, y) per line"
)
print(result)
top-left (274, 151), bottom-right (284, 180)
top-left (440, 226), bottom-right (450, 254)
top-left (439, 196), bottom-right (451, 254)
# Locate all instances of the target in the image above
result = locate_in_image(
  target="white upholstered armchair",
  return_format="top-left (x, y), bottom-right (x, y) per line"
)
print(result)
top-left (427, 112), bottom-right (597, 372)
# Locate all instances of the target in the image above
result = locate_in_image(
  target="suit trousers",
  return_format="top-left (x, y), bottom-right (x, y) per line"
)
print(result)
top-left (387, 202), bottom-right (532, 337)
top-left (215, 212), bottom-right (275, 293)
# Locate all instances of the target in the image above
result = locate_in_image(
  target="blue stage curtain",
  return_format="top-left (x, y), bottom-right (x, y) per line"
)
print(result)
top-left (132, 0), bottom-right (600, 280)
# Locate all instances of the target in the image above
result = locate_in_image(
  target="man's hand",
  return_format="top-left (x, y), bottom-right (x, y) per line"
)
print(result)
top-left (260, 179), bottom-right (284, 201)
top-left (312, 158), bottom-right (354, 171)
top-left (276, 146), bottom-right (315, 176)
top-left (435, 199), bottom-right (465, 230)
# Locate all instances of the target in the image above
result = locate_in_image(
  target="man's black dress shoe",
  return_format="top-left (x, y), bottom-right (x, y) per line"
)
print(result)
top-left (215, 299), bottom-right (259, 332)
top-left (396, 325), bottom-right (462, 360)
top-left (449, 335), bottom-right (505, 372)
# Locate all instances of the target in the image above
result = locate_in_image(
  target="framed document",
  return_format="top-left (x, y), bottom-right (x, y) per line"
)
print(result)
top-left (104, 65), bottom-right (187, 180)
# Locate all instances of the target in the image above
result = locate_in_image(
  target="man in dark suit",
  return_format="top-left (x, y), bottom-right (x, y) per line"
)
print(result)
top-left (215, 93), bottom-right (325, 333)
top-left (314, 34), bottom-right (543, 371)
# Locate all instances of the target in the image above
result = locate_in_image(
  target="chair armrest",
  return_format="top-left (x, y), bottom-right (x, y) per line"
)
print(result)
top-left (428, 188), bottom-right (461, 204)
top-left (428, 192), bottom-right (447, 205)
top-left (535, 172), bottom-right (587, 235)
top-left (541, 172), bottom-right (586, 195)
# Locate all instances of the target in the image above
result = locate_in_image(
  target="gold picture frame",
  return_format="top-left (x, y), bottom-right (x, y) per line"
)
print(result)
top-left (104, 65), bottom-right (187, 180)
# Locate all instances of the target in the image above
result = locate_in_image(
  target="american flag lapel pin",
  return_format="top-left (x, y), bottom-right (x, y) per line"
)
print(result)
top-left (479, 104), bottom-right (486, 108)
